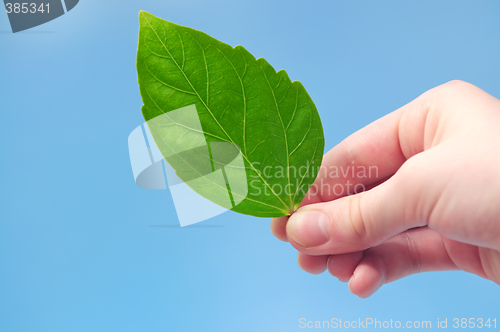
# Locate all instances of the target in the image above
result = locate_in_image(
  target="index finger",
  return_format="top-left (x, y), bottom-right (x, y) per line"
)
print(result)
top-left (271, 82), bottom-right (438, 240)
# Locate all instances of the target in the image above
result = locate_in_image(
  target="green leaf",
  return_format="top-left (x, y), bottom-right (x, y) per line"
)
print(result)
top-left (137, 11), bottom-right (324, 217)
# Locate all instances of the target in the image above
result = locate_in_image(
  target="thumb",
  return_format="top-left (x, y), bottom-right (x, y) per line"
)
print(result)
top-left (286, 153), bottom-right (435, 255)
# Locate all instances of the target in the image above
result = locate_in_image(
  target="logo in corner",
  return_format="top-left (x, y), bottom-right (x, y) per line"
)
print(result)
top-left (4, 0), bottom-right (79, 33)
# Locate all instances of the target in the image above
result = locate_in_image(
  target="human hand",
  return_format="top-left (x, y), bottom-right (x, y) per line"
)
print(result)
top-left (271, 80), bottom-right (500, 298)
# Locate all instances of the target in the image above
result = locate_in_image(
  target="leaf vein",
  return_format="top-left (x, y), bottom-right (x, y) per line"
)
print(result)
top-left (142, 15), bottom-right (289, 211)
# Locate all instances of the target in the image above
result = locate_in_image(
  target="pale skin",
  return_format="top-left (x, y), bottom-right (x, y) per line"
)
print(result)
top-left (271, 80), bottom-right (500, 298)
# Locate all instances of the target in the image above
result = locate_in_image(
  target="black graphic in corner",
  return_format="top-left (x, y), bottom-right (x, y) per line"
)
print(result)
top-left (4, 0), bottom-right (79, 33)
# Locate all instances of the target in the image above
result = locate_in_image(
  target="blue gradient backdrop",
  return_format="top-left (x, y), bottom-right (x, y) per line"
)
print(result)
top-left (1, 1), bottom-right (499, 331)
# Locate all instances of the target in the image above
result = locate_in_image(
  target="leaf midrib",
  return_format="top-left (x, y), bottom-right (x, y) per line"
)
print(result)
top-left (260, 66), bottom-right (292, 210)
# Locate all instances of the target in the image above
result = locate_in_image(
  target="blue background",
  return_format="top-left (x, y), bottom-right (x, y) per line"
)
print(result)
top-left (1, 1), bottom-right (499, 331)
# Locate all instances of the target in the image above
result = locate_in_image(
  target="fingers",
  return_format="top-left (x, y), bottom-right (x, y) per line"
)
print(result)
top-left (299, 81), bottom-right (442, 206)
top-left (327, 252), bottom-right (364, 282)
top-left (273, 80), bottom-right (499, 296)
top-left (271, 82), bottom-right (440, 242)
top-left (286, 154), bottom-right (433, 255)
top-left (297, 252), bottom-right (329, 275)
top-left (307, 109), bottom-right (408, 203)
top-left (271, 81), bottom-right (468, 243)
top-left (269, 176), bottom-right (392, 243)
top-left (270, 216), bottom-right (289, 242)
top-left (347, 227), bottom-right (457, 298)
top-left (297, 228), bottom-right (458, 297)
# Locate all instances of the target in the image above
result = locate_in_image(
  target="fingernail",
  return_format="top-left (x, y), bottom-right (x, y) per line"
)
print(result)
top-left (287, 210), bottom-right (330, 247)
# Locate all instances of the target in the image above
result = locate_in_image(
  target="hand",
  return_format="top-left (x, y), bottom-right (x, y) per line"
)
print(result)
top-left (271, 80), bottom-right (500, 298)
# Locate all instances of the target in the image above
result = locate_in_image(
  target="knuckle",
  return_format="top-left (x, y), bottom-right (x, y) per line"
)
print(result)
top-left (430, 79), bottom-right (475, 103)
top-left (415, 80), bottom-right (471, 112)
top-left (437, 80), bottom-right (471, 93)
top-left (442, 79), bottom-right (470, 88)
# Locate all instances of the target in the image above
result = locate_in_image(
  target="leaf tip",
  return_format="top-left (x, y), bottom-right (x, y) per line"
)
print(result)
top-left (138, 10), bottom-right (153, 21)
